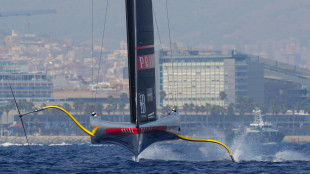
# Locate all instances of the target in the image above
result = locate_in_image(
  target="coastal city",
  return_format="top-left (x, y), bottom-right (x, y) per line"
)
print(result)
top-left (1, 29), bottom-right (310, 143)
top-left (2, 0), bottom-right (310, 172)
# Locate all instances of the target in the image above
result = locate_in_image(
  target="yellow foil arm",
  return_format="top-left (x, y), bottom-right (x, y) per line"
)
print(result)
top-left (168, 130), bottom-right (235, 162)
top-left (42, 106), bottom-right (96, 137)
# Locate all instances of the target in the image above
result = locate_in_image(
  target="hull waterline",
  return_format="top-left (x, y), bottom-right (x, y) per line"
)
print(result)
top-left (90, 115), bottom-right (180, 156)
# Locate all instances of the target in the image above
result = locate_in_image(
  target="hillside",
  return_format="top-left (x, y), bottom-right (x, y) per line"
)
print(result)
top-left (1, 0), bottom-right (310, 50)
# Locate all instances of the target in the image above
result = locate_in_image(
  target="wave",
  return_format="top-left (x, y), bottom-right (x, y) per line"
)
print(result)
top-left (139, 143), bottom-right (184, 161)
top-left (0, 142), bottom-right (23, 147)
top-left (48, 142), bottom-right (72, 146)
top-left (273, 150), bottom-right (310, 162)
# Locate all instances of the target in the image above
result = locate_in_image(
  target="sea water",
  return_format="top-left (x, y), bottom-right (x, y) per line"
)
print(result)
top-left (1, 140), bottom-right (310, 173)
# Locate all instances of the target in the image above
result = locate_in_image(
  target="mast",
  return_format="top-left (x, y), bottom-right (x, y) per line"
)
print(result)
top-left (126, 0), bottom-right (157, 126)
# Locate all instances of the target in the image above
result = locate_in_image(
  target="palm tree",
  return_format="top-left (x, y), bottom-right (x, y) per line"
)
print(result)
top-left (219, 91), bottom-right (227, 101)
top-left (245, 97), bottom-right (254, 114)
top-left (63, 103), bottom-right (72, 112)
top-left (219, 105), bottom-right (225, 116)
top-left (119, 102), bottom-right (126, 116)
top-left (270, 99), bottom-right (281, 115)
top-left (210, 105), bottom-right (221, 116)
top-left (0, 107), bottom-right (4, 123)
top-left (112, 102), bottom-right (117, 114)
top-left (160, 91), bottom-right (167, 105)
top-left (189, 103), bottom-right (194, 114)
top-left (205, 103), bottom-right (211, 115)
top-left (280, 105), bottom-right (288, 115)
top-left (236, 96), bottom-right (246, 115)
top-left (4, 101), bottom-right (15, 123)
top-left (227, 103), bottom-right (235, 116)
top-left (84, 103), bottom-right (103, 115)
top-left (25, 101), bottom-right (34, 112)
top-left (120, 93), bottom-right (128, 103)
top-left (106, 105), bottom-right (113, 115)
top-left (183, 103), bottom-right (189, 115)
top-left (195, 105), bottom-right (201, 114)
top-left (304, 105), bottom-right (310, 114)
top-left (200, 105), bottom-right (206, 115)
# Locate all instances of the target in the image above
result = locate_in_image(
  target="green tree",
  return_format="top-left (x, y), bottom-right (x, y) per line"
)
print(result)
top-left (270, 99), bottom-right (281, 115)
top-left (210, 105), bottom-right (221, 116)
top-left (189, 103), bottom-right (194, 114)
top-left (260, 106), bottom-right (267, 115)
top-left (183, 103), bottom-right (189, 115)
top-left (227, 103), bottom-right (235, 116)
top-left (236, 96), bottom-right (246, 115)
top-left (63, 103), bottom-right (72, 112)
top-left (0, 107), bottom-right (4, 122)
top-left (112, 102), bottom-right (117, 114)
top-left (4, 101), bottom-right (15, 123)
top-left (200, 105), bottom-right (206, 115)
top-left (160, 91), bottom-right (167, 101)
top-left (119, 102), bottom-right (126, 115)
top-left (73, 99), bottom-right (84, 113)
top-left (219, 106), bottom-right (226, 115)
top-left (304, 105), bottom-right (310, 114)
top-left (245, 97), bottom-right (254, 113)
top-left (219, 91), bottom-right (227, 101)
top-left (27, 101), bottom-right (34, 111)
top-left (120, 93), bottom-right (128, 103)
top-left (280, 105), bottom-right (288, 114)
top-left (205, 103), bottom-right (211, 115)
top-left (18, 99), bottom-right (33, 112)
top-left (85, 103), bottom-right (103, 115)
top-left (195, 105), bottom-right (201, 114)
top-left (106, 104), bottom-right (113, 115)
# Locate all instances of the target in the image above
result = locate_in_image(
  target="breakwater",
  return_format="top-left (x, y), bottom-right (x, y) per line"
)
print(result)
top-left (0, 136), bottom-right (90, 144)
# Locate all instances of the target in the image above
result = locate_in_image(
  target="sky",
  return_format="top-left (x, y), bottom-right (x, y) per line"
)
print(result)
top-left (1, 0), bottom-right (310, 50)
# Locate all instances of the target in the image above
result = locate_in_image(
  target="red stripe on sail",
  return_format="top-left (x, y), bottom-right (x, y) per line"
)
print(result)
top-left (105, 126), bottom-right (167, 135)
top-left (135, 45), bottom-right (154, 50)
top-left (137, 54), bottom-right (155, 70)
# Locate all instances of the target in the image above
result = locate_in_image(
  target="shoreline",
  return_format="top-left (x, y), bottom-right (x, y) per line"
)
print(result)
top-left (0, 136), bottom-right (90, 144)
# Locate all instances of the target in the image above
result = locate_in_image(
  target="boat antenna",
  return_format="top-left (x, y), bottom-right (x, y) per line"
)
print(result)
top-left (91, 0), bottom-right (94, 105)
top-left (7, 77), bottom-right (30, 150)
top-left (153, 3), bottom-right (172, 112)
top-left (92, 0), bottom-right (109, 110)
top-left (165, 0), bottom-right (176, 109)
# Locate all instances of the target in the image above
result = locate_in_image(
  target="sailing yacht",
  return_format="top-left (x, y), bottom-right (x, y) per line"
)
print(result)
top-left (13, 0), bottom-right (234, 161)
top-left (90, 0), bottom-right (180, 156)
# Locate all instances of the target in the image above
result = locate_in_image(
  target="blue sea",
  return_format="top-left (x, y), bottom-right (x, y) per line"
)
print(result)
top-left (1, 140), bottom-right (310, 173)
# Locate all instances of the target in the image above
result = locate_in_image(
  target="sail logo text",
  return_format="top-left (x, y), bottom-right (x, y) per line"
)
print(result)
top-left (139, 94), bottom-right (146, 113)
top-left (137, 54), bottom-right (155, 70)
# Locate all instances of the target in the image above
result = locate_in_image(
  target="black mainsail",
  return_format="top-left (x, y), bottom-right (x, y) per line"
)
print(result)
top-left (127, 0), bottom-right (156, 125)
